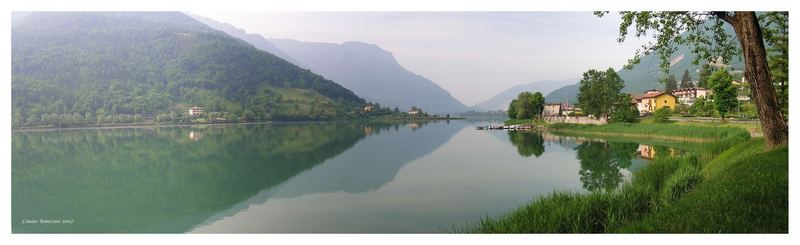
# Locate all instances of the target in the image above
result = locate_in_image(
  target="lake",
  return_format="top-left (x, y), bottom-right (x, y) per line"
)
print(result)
top-left (11, 120), bottom-right (683, 233)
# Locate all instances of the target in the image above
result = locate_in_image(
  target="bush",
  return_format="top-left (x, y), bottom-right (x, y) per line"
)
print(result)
top-left (651, 107), bottom-right (672, 123)
top-left (690, 96), bottom-right (715, 117)
top-left (610, 106), bottom-right (639, 123)
top-left (674, 104), bottom-right (690, 116)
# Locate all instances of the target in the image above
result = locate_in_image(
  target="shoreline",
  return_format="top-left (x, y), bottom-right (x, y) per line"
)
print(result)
top-left (11, 121), bottom-right (275, 133)
top-left (476, 122), bottom-right (787, 233)
top-left (548, 128), bottom-right (714, 143)
top-left (11, 117), bottom-right (467, 133)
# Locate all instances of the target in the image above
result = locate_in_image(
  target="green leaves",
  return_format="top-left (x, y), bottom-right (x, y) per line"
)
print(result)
top-left (708, 69), bottom-right (738, 120)
top-left (651, 107), bottom-right (672, 123)
top-left (508, 91), bottom-right (545, 120)
top-left (760, 12), bottom-right (789, 115)
top-left (610, 94), bottom-right (639, 123)
top-left (601, 12), bottom-right (740, 77)
top-left (577, 68), bottom-right (625, 119)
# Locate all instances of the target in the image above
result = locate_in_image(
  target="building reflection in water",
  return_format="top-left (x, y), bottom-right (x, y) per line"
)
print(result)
top-left (638, 144), bottom-right (655, 159)
top-left (189, 131), bottom-right (203, 141)
top-left (636, 144), bottom-right (678, 160)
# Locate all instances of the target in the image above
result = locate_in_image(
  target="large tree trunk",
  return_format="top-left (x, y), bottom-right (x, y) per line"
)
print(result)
top-left (721, 12), bottom-right (788, 148)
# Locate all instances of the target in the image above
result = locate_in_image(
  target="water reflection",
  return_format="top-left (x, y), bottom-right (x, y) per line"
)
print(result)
top-left (638, 144), bottom-right (655, 159)
top-left (575, 141), bottom-right (638, 192)
top-left (11, 122), bottom-right (418, 233)
top-left (188, 131), bottom-right (203, 141)
top-left (13, 120), bottom-right (687, 233)
top-left (191, 120), bottom-right (463, 231)
top-left (507, 131), bottom-right (545, 157)
top-left (503, 131), bottom-right (680, 192)
top-left (12, 120), bottom-right (460, 233)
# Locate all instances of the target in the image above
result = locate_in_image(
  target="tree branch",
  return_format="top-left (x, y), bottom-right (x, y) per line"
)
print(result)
top-left (712, 11), bottom-right (735, 24)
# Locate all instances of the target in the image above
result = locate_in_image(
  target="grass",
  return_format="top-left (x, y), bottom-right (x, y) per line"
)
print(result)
top-left (504, 118), bottom-right (533, 126)
top-left (620, 141), bottom-right (788, 233)
top-left (269, 87), bottom-right (333, 103)
top-left (504, 118), bottom-right (547, 126)
top-left (674, 120), bottom-right (763, 136)
top-left (548, 122), bottom-right (749, 141)
top-left (475, 122), bottom-right (787, 233)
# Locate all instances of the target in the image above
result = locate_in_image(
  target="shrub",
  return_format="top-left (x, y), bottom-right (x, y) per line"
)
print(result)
top-left (674, 103), bottom-right (690, 116)
top-left (689, 96), bottom-right (715, 117)
top-left (651, 107), bottom-right (672, 123)
top-left (610, 105), bottom-right (639, 123)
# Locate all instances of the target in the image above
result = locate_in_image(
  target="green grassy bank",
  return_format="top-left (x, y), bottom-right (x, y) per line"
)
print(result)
top-left (504, 118), bottom-right (547, 126)
top-left (476, 122), bottom-right (787, 233)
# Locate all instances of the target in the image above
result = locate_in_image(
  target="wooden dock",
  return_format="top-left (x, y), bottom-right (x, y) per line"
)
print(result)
top-left (476, 125), bottom-right (533, 130)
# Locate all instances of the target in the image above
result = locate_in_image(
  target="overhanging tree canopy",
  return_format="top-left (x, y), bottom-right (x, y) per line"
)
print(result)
top-left (597, 11), bottom-right (788, 148)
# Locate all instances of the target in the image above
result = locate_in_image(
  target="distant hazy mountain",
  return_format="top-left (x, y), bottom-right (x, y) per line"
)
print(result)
top-left (545, 36), bottom-right (745, 103)
top-left (185, 13), bottom-right (301, 66)
top-left (269, 39), bottom-right (469, 114)
top-left (544, 84), bottom-right (581, 104)
top-left (473, 79), bottom-right (577, 110)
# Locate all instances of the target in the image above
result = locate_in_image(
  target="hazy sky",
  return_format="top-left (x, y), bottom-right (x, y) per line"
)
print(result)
top-left (191, 12), bottom-right (648, 105)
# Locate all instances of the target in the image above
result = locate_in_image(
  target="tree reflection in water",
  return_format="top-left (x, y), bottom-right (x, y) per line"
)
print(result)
top-left (575, 141), bottom-right (638, 192)
top-left (507, 131), bottom-right (545, 157)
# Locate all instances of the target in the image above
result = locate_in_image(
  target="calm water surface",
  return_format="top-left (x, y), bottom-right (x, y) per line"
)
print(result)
top-left (12, 121), bottom-right (681, 233)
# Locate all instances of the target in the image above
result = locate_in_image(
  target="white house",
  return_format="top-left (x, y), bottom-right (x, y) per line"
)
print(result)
top-left (542, 104), bottom-right (562, 117)
top-left (188, 106), bottom-right (203, 116)
top-left (672, 87), bottom-right (711, 106)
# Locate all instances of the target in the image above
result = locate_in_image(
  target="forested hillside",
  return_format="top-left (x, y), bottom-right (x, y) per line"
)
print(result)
top-left (12, 12), bottom-right (365, 127)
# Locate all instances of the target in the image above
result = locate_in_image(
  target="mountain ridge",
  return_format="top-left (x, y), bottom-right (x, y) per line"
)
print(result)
top-left (268, 38), bottom-right (469, 114)
top-left (12, 12), bottom-right (366, 127)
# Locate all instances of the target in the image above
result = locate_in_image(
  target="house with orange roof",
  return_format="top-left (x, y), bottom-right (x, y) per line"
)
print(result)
top-left (630, 90), bottom-right (677, 115)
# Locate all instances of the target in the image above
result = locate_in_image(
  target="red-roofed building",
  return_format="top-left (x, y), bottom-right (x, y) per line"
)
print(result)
top-left (630, 90), bottom-right (677, 115)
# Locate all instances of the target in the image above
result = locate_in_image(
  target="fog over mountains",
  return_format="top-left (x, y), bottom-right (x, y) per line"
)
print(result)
top-left (269, 39), bottom-right (469, 113)
top-left (472, 78), bottom-right (577, 110)
top-left (187, 13), bottom-right (301, 66)
top-left (190, 13), bottom-right (468, 114)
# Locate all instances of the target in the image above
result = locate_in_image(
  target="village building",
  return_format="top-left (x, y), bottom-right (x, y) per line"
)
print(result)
top-left (408, 109), bottom-right (420, 115)
top-left (630, 90), bottom-right (677, 115)
top-left (730, 79), bottom-right (752, 101)
top-left (560, 104), bottom-right (576, 115)
top-left (630, 94), bottom-right (648, 113)
top-left (188, 106), bottom-right (203, 116)
top-left (643, 89), bottom-right (661, 95)
top-left (542, 104), bottom-right (562, 117)
top-left (671, 87), bottom-right (711, 106)
top-left (543, 103), bottom-right (577, 117)
top-left (363, 105), bottom-right (374, 113)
